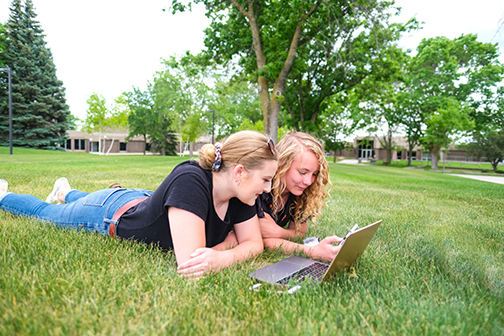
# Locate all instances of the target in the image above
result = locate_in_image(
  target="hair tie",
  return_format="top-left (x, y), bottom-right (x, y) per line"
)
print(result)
top-left (212, 142), bottom-right (222, 171)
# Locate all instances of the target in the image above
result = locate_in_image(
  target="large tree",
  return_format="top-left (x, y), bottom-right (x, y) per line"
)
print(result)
top-left (125, 86), bottom-right (177, 156)
top-left (125, 87), bottom-right (155, 155)
top-left (82, 93), bottom-right (129, 155)
top-left (0, 22), bottom-right (7, 142)
top-left (0, 23), bottom-right (5, 66)
top-left (408, 34), bottom-right (504, 169)
top-left (466, 85), bottom-right (504, 172)
top-left (396, 84), bottom-right (424, 167)
top-left (472, 130), bottom-right (504, 172)
top-left (208, 72), bottom-right (263, 139)
top-left (347, 46), bottom-right (410, 164)
top-left (152, 55), bottom-right (209, 157)
top-left (0, 0), bottom-right (71, 149)
top-left (82, 93), bottom-right (110, 154)
top-left (470, 85), bottom-right (504, 134)
top-left (422, 98), bottom-right (474, 169)
top-left (282, 10), bottom-right (416, 135)
top-left (171, 0), bottom-right (411, 140)
top-left (320, 96), bottom-right (355, 162)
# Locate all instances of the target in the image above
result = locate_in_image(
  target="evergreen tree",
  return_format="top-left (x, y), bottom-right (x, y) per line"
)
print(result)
top-left (0, 23), bottom-right (8, 143)
top-left (0, 0), bottom-right (71, 149)
top-left (0, 23), bottom-right (5, 66)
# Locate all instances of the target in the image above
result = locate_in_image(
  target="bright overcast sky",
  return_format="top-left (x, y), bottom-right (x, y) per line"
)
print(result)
top-left (1, 0), bottom-right (504, 121)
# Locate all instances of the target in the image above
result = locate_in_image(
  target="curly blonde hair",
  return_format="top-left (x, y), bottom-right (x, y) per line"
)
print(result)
top-left (271, 131), bottom-right (331, 229)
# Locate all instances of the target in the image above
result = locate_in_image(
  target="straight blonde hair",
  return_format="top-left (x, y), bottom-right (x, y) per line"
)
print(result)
top-left (199, 131), bottom-right (276, 172)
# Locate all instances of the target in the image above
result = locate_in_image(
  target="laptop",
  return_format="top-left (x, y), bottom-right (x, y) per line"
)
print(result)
top-left (249, 220), bottom-right (382, 286)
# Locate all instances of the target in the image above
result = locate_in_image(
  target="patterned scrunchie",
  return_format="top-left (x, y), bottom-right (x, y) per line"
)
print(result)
top-left (212, 142), bottom-right (222, 171)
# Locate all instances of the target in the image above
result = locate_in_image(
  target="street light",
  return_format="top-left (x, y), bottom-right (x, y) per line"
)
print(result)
top-left (0, 68), bottom-right (12, 155)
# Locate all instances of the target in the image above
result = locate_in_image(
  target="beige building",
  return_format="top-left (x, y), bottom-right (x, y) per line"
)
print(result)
top-left (65, 129), bottom-right (210, 155)
top-left (339, 136), bottom-right (472, 162)
top-left (66, 130), bottom-right (473, 162)
top-left (65, 129), bottom-right (150, 154)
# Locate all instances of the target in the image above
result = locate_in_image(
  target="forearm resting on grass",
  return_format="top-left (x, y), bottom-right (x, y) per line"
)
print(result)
top-left (169, 208), bottom-right (263, 278)
top-left (259, 213), bottom-right (307, 239)
top-left (263, 236), bottom-right (343, 262)
top-left (212, 231), bottom-right (238, 251)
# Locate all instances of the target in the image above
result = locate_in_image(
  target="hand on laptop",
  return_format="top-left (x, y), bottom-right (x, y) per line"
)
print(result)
top-left (309, 235), bottom-right (343, 262)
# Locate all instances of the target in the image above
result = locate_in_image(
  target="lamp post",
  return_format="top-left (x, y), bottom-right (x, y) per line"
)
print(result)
top-left (0, 68), bottom-right (13, 155)
top-left (210, 110), bottom-right (215, 144)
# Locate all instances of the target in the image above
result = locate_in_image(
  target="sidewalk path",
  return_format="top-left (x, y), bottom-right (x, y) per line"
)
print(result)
top-left (449, 174), bottom-right (504, 185)
top-left (336, 159), bottom-right (362, 165)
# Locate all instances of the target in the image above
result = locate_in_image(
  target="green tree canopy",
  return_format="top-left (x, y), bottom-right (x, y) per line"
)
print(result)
top-left (152, 54), bottom-right (209, 157)
top-left (422, 98), bottom-right (474, 168)
top-left (0, 22), bottom-right (6, 66)
top-left (83, 93), bottom-right (137, 155)
top-left (320, 97), bottom-right (355, 163)
top-left (208, 72), bottom-right (262, 139)
top-left (125, 87), bottom-right (155, 155)
top-left (472, 130), bottom-right (504, 172)
top-left (407, 34), bottom-right (504, 168)
top-left (347, 46), bottom-right (410, 164)
top-left (83, 93), bottom-right (109, 134)
top-left (171, 0), bottom-right (414, 140)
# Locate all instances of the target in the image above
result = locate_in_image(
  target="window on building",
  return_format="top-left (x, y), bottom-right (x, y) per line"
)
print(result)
top-left (422, 152), bottom-right (431, 161)
top-left (120, 142), bottom-right (127, 151)
top-left (145, 143), bottom-right (151, 151)
top-left (357, 140), bottom-right (374, 159)
top-left (74, 139), bottom-right (86, 150)
top-left (65, 139), bottom-right (71, 150)
top-left (90, 142), bottom-right (99, 152)
top-left (397, 151), bottom-right (402, 160)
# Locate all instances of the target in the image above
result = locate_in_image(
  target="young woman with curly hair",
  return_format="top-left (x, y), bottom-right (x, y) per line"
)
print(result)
top-left (256, 131), bottom-right (342, 262)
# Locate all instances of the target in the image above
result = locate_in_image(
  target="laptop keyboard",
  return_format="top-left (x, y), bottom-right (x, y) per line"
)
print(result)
top-left (276, 262), bottom-right (329, 285)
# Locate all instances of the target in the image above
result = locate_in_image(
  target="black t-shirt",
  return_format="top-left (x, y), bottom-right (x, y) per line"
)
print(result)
top-left (117, 161), bottom-right (257, 250)
top-left (256, 192), bottom-right (294, 228)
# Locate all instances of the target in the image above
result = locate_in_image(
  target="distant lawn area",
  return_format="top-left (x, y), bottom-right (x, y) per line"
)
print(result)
top-left (374, 159), bottom-right (503, 173)
top-left (1, 147), bottom-right (503, 335)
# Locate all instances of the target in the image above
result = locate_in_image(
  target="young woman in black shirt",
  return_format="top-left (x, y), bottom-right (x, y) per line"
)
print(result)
top-left (0, 131), bottom-right (277, 278)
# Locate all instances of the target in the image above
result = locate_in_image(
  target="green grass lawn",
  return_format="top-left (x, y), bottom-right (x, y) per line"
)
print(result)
top-left (376, 159), bottom-right (503, 173)
top-left (1, 147), bottom-right (503, 335)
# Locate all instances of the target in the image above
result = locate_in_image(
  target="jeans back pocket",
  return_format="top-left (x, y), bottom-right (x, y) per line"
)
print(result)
top-left (82, 189), bottom-right (122, 207)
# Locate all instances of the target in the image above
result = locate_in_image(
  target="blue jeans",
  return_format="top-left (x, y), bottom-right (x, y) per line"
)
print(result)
top-left (0, 188), bottom-right (153, 235)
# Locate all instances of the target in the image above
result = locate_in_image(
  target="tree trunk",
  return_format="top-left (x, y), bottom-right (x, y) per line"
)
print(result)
top-left (232, 0), bottom-right (321, 140)
top-left (491, 159), bottom-right (498, 172)
top-left (233, 0), bottom-right (271, 136)
top-left (268, 102), bottom-right (280, 142)
top-left (189, 142), bottom-right (195, 159)
top-left (407, 142), bottom-right (414, 167)
top-left (377, 130), bottom-right (393, 164)
top-left (386, 129), bottom-right (393, 164)
top-left (266, 20), bottom-right (303, 141)
top-left (431, 145), bottom-right (441, 169)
